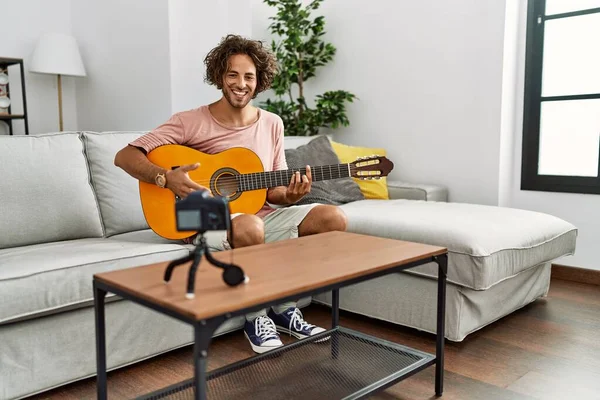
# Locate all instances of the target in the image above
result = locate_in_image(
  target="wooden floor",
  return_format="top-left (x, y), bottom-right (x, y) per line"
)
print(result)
top-left (29, 278), bottom-right (600, 400)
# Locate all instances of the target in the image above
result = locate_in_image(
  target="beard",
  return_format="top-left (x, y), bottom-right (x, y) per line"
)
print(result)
top-left (223, 85), bottom-right (254, 109)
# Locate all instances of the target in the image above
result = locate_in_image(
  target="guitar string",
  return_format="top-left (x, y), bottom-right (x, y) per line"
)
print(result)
top-left (188, 175), bottom-right (378, 187)
top-left (181, 166), bottom-right (376, 187)
top-left (188, 173), bottom-right (379, 186)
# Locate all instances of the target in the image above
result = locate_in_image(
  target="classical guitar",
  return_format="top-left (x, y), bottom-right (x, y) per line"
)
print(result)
top-left (140, 144), bottom-right (394, 239)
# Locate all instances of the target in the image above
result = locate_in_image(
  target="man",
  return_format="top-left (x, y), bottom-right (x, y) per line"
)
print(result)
top-left (114, 34), bottom-right (348, 354)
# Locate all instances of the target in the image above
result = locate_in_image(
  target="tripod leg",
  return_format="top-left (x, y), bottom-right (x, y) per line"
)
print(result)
top-left (164, 252), bottom-right (194, 282)
top-left (204, 247), bottom-right (233, 269)
top-left (186, 246), bottom-right (204, 299)
top-left (204, 246), bottom-right (248, 286)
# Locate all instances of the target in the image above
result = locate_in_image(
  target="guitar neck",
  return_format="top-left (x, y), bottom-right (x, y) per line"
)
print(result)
top-left (237, 164), bottom-right (351, 191)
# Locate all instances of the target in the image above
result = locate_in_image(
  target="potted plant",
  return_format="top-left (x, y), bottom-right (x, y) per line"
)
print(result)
top-left (259, 0), bottom-right (357, 136)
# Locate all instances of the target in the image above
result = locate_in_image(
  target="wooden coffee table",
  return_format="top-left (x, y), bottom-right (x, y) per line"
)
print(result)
top-left (93, 231), bottom-right (448, 399)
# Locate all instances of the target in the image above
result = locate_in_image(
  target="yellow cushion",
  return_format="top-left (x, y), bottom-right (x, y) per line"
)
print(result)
top-left (330, 140), bottom-right (389, 200)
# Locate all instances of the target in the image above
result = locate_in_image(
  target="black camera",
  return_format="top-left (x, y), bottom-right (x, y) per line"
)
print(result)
top-left (175, 190), bottom-right (230, 233)
top-left (166, 189), bottom-right (247, 295)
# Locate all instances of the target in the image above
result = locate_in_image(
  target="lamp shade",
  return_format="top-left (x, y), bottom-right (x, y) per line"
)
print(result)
top-left (30, 33), bottom-right (86, 77)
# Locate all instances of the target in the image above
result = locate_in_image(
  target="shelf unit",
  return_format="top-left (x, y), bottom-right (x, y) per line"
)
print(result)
top-left (0, 57), bottom-right (29, 135)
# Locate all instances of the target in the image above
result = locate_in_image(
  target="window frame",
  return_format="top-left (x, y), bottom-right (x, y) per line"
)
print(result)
top-left (521, 0), bottom-right (600, 195)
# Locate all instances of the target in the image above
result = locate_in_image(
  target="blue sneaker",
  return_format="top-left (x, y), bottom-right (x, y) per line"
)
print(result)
top-left (268, 307), bottom-right (326, 340)
top-left (243, 316), bottom-right (283, 354)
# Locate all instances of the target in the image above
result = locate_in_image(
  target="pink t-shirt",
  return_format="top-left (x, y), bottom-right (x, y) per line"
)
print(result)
top-left (129, 105), bottom-right (287, 218)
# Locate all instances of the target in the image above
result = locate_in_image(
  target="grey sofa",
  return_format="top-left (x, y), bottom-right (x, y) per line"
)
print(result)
top-left (0, 132), bottom-right (577, 400)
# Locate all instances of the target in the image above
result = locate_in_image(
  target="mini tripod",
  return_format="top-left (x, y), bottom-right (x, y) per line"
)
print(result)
top-left (163, 232), bottom-right (249, 299)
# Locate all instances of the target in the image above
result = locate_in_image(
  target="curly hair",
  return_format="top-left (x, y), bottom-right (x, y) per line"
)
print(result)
top-left (204, 34), bottom-right (278, 97)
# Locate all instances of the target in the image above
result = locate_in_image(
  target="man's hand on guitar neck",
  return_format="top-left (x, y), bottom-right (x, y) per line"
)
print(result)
top-left (285, 165), bottom-right (312, 204)
top-left (267, 165), bottom-right (312, 205)
top-left (165, 163), bottom-right (209, 199)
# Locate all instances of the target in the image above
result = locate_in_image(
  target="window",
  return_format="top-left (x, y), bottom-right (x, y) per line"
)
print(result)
top-left (522, 0), bottom-right (600, 194)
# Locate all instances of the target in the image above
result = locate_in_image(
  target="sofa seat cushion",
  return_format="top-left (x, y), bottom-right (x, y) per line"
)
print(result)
top-left (109, 229), bottom-right (188, 245)
top-left (110, 229), bottom-right (226, 251)
top-left (340, 199), bottom-right (577, 290)
top-left (0, 238), bottom-right (189, 325)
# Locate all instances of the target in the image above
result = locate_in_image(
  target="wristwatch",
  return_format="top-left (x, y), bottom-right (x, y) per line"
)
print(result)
top-left (155, 172), bottom-right (167, 188)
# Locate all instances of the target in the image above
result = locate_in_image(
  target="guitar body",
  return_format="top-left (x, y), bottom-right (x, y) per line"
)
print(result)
top-left (140, 145), bottom-right (267, 240)
top-left (139, 144), bottom-right (394, 240)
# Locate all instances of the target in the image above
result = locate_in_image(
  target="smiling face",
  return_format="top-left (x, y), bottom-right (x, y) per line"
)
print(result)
top-left (222, 54), bottom-right (257, 109)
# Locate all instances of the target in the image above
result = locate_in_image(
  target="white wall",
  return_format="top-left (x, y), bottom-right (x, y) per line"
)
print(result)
top-left (1, 0), bottom-right (254, 135)
top-left (71, 0), bottom-right (252, 131)
top-left (498, 0), bottom-right (520, 208)
top-left (0, 0), bottom-right (78, 135)
top-left (252, 0), bottom-right (507, 206)
top-left (71, 0), bottom-right (172, 132)
top-left (507, 0), bottom-right (600, 271)
top-left (168, 0), bottom-right (253, 114)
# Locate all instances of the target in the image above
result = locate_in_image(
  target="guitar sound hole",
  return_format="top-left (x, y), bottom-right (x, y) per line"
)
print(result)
top-left (212, 169), bottom-right (242, 201)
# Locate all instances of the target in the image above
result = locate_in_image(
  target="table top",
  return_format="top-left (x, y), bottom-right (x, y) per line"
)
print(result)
top-left (94, 231), bottom-right (446, 321)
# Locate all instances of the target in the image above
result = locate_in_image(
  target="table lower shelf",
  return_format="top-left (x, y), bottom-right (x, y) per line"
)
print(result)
top-left (138, 327), bottom-right (436, 400)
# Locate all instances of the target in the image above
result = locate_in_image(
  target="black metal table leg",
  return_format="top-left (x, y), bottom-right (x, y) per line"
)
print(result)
top-left (193, 319), bottom-right (224, 399)
top-left (434, 254), bottom-right (448, 396)
top-left (332, 289), bottom-right (340, 328)
top-left (94, 281), bottom-right (107, 400)
top-left (331, 289), bottom-right (340, 359)
top-left (194, 322), bottom-right (210, 400)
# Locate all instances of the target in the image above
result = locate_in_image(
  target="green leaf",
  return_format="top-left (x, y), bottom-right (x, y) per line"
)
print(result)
top-left (262, 0), bottom-right (357, 136)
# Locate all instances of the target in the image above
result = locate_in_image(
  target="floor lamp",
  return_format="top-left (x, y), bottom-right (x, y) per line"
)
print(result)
top-left (30, 33), bottom-right (86, 131)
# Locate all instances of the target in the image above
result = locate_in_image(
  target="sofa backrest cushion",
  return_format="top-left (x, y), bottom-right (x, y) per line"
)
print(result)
top-left (284, 135), bottom-right (364, 205)
top-left (82, 131), bottom-right (150, 237)
top-left (283, 135), bottom-right (317, 150)
top-left (0, 133), bottom-right (104, 249)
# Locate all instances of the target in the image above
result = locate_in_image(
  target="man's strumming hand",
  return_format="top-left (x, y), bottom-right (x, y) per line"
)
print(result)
top-left (165, 163), bottom-right (209, 199)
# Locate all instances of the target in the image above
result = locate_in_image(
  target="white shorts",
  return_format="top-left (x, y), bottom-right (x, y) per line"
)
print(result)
top-left (216, 204), bottom-right (319, 250)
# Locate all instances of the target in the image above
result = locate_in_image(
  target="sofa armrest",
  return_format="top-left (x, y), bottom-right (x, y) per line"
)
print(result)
top-left (387, 180), bottom-right (448, 202)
